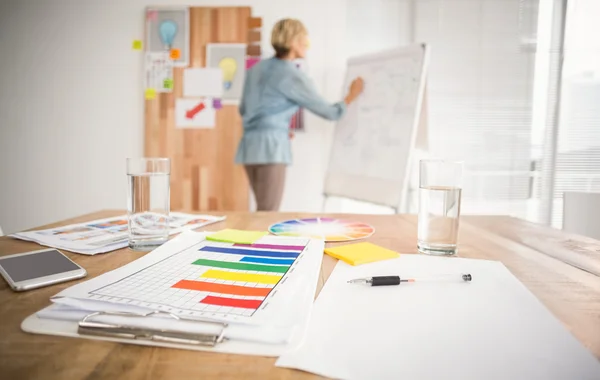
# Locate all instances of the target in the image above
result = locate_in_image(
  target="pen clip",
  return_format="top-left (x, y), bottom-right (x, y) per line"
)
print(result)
top-left (78, 310), bottom-right (227, 347)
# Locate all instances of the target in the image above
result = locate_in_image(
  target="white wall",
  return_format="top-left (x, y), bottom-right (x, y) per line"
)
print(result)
top-left (0, 0), bottom-right (349, 234)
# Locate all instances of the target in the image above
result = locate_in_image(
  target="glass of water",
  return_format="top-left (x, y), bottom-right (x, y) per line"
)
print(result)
top-left (126, 158), bottom-right (170, 251)
top-left (417, 160), bottom-right (463, 255)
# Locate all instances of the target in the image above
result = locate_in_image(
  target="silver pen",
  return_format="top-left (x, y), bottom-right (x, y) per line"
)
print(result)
top-left (348, 273), bottom-right (472, 286)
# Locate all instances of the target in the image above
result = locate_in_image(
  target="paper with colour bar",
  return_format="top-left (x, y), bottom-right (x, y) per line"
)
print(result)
top-left (207, 229), bottom-right (268, 244)
top-left (10, 213), bottom-right (226, 255)
top-left (269, 217), bottom-right (374, 242)
top-left (324, 242), bottom-right (399, 265)
top-left (24, 231), bottom-right (324, 356)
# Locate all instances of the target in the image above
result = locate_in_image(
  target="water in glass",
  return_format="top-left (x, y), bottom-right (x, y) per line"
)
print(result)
top-left (417, 185), bottom-right (462, 255)
top-left (127, 171), bottom-right (170, 250)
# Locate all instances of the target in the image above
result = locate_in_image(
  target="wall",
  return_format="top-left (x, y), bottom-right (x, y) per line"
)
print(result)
top-left (0, 0), bottom-right (348, 234)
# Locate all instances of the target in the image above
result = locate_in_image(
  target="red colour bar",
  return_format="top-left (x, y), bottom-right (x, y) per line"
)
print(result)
top-left (200, 295), bottom-right (263, 310)
top-left (172, 279), bottom-right (271, 297)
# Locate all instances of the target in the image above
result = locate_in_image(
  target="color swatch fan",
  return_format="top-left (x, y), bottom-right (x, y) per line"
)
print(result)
top-left (269, 218), bottom-right (374, 242)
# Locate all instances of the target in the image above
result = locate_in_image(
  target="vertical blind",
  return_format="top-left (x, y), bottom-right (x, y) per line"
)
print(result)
top-left (413, 0), bottom-right (540, 219)
top-left (550, 0), bottom-right (600, 227)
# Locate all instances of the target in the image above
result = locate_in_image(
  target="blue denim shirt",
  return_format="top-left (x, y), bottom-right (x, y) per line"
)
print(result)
top-left (235, 57), bottom-right (347, 165)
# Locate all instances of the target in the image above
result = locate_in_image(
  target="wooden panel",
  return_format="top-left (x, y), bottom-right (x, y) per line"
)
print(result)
top-left (248, 17), bottom-right (262, 29)
top-left (2, 211), bottom-right (600, 379)
top-left (248, 30), bottom-right (261, 43)
top-left (247, 44), bottom-right (261, 56)
top-left (144, 7), bottom-right (250, 212)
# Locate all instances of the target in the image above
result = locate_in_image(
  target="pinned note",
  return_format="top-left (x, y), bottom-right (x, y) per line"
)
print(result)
top-left (246, 57), bottom-right (260, 70)
top-left (212, 98), bottom-right (223, 110)
top-left (170, 48), bottom-right (181, 60)
top-left (132, 40), bottom-right (143, 50)
top-left (144, 88), bottom-right (156, 100)
top-left (146, 10), bottom-right (158, 21)
top-left (163, 78), bottom-right (173, 89)
top-left (207, 229), bottom-right (268, 244)
top-left (324, 242), bottom-right (399, 266)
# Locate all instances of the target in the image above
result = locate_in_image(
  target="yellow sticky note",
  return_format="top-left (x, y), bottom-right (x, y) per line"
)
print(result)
top-left (207, 229), bottom-right (268, 244)
top-left (144, 88), bottom-right (156, 99)
top-left (132, 39), bottom-right (143, 50)
top-left (324, 242), bottom-right (400, 266)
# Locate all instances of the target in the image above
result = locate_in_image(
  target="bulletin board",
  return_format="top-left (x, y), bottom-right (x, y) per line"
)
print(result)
top-left (142, 6), bottom-right (262, 212)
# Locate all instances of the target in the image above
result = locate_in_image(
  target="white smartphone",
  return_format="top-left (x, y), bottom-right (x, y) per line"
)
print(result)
top-left (0, 248), bottom-right (87, 291)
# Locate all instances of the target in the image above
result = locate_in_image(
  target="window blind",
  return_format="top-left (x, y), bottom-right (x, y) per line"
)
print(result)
top-left (413, 0), bottom-right (540, 218)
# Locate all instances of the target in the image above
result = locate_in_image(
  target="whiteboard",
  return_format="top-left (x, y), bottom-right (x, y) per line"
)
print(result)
top-left (323, 44), bottom-right (429, 210)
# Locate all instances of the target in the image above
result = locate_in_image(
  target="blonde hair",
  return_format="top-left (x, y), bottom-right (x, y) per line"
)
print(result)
top-left (271, 18), bottom-right (307, 58)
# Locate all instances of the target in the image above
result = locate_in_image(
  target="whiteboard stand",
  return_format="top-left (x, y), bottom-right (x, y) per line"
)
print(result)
top-left (322, 44), bottom-right (430, 214)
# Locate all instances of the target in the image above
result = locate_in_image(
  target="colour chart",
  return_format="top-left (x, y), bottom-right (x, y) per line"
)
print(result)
top-left (86, 237), bottom-right (308, 320)
top-left (269, 217), bottom-right (375, 242)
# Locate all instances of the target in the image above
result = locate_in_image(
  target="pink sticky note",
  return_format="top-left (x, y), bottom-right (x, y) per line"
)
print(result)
top-left (147, 10), bottom-right (158, 21)
top-left (246, 57), bottom-right (260, 70)
top-left (213, 99), bottom-right (223, 110)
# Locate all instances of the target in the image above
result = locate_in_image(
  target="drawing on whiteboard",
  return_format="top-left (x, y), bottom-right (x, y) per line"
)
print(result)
top-left (324, 44), bottom-right (429, 210)
top-left (330, 52), bottom-right (424, 180)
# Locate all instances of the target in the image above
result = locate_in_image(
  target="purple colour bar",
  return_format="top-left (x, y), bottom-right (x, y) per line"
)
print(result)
top-left (234, 243), bottom-right (305, 251)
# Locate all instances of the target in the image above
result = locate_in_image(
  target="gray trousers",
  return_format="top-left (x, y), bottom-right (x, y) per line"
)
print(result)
top-left (244, 164), bottom-right (286, 211)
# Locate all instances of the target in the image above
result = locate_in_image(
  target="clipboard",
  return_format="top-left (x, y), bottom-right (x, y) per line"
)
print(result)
top-left (21, 231), bottom-right (324, 357)
top-left (22, 309), bottom-right (304, 356)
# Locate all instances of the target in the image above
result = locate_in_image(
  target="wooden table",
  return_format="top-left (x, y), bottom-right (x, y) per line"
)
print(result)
top-left (1, 211), bottom-right (599, 379)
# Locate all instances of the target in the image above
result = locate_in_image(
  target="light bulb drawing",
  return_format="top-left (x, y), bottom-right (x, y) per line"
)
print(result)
top-left (158, 20), bottom-right (178, 50)
top-left (218, 57), bottom-right (237, 90)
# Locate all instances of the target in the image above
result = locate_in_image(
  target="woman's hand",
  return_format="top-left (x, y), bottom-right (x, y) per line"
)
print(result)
top-left (289, 130), bottom-right (295, 139)
top-left (344, 77), bottom-right (364, 105)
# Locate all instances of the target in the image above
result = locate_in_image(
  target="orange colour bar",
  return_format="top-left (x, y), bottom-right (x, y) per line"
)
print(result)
top-left (172, 280), bottom-right (271, 297)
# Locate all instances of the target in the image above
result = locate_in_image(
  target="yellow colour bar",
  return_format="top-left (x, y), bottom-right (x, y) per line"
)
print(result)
top-left (201, 269), bottom-right (282, 285)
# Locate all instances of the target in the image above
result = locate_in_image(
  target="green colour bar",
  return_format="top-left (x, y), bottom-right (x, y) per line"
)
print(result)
top-left (192, 258), bottom-right (289, 273)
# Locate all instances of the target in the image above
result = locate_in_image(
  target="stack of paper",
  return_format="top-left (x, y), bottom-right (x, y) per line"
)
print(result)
top-left (22, 231), bottom-right (324, 356)
top-left (10, 212), bottom-right (226, 255)
top-left (276, 255), bottom-right (600, 379)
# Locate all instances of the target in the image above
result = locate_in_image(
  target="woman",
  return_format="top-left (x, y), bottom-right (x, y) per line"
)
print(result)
top-left (235, 18), bottom-right (364, 211)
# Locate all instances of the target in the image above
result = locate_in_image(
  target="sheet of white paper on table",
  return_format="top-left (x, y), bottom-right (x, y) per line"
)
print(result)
top-left (183, 68), bottom-right (223, 97)
top-left (175, 98), bottom-right (216, 129)
top-left (276, 255), bottom-right (600, 380)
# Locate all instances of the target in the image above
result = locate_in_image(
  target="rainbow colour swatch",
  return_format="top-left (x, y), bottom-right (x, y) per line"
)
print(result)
top-left (268, 217), bottom-right (375, 242)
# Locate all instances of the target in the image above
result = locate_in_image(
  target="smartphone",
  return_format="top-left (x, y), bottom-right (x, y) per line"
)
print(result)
top-left (0, 248), bottom-right (87, 291)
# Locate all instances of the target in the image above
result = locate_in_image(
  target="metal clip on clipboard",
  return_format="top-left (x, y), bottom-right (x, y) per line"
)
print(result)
top-left (78, 310), bottom-right (228, 347)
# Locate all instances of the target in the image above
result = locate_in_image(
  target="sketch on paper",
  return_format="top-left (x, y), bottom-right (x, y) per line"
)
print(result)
top-left (145, 7), bottom-right (189, 67)
top-left (206, 44), bottom-right (247, 102)
top-left (145, 51), bottom-right (173, 93)
top-left (175, 98), bottom-right (216, 129)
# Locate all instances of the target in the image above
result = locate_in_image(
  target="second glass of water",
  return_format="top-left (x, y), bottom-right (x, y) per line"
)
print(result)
top-left (417, 160), bottom-right (463, 255)
top-left (127, 158), bottom-right (170, 251)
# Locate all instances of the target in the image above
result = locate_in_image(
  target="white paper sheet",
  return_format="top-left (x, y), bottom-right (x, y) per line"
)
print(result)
top-left (276, 255), bottom-right (600, 379)
top-left (183, 68), bottom-right (223, 97)
top-left (28, 231), bottom-right (324, 356)
top-left (176, 98), bottom-right (216, 129)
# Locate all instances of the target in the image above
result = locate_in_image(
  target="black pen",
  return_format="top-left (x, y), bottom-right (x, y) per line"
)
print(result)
top-left (347, 273), bottom-right (472, 286)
